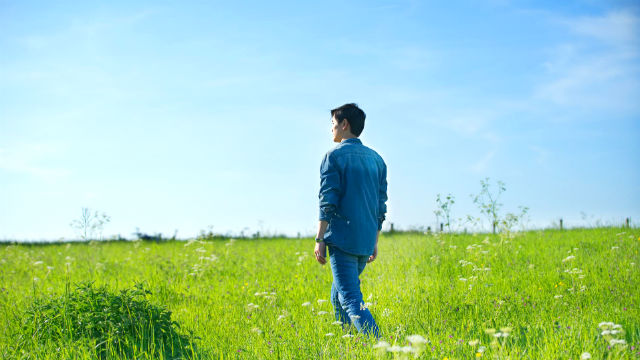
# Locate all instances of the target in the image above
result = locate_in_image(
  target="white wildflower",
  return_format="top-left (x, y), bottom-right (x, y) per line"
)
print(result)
top-left (317, 299), bottom-right (328, 304)
top-left (195, 247), bottom-right (206, 253)
top-left (387, 345), bottom-right (403, 352)
top-left (277, 315), bottom-right (286, 321)
top-left (373, 341), bottom-right (390, 349)
top-left (478, 345), bottom-right (487, 353)
top-left (562, 255), bottom-right (576, 262)
top-left (609, 339), bottom-right (626, 346)
top-left (459, 260), bottom-right (474, 267)
top-left (342, 334), bottom-right (354, 338)
top-left (554, 295), bottom-right (563, 299)
top-left (612, 324), bottom-right (622, 329)
top-left (325, 333), bottom-right (334, 336)
top-left (601, 330), bottom-right (611, 335)
top-left (332, 321), bottom-right (343, 325)
top-left (406, 334), bottom-right (427, 344)
top-left (401, 346), bottom-right (414, 353)
top-left (598, 322), bottom-right (614, 328)
top-left (468, 339), bottom-right (480, 346)
top-left (473, 267), bottom-right (491, 271)
top-left (301, 302), bottom-right (311, 307)
top-left (251, 327), bottom-right (262, 334)
top-left (33, 261), bottom-right (43, 266)
top-left (580, 352), bottom-right (591, 359)
top-left (459, 277), bottom-right (468, 282)
top-left (317, 311), bottom-right (328, 315)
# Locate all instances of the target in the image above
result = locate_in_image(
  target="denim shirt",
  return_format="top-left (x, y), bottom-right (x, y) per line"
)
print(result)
top-left (318, 138), bottom-right (388, 256)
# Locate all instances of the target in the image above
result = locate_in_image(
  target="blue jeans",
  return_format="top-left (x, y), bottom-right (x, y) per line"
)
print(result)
top-left (328, 245), bottom-right (380, 338)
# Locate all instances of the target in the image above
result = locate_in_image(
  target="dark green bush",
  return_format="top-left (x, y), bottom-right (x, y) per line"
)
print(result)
top-left (20, 281), bottom-right (198, 359)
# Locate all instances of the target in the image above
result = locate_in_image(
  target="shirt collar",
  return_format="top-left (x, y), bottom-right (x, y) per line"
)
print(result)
top-left (341, 138), bottom-right (362, 144)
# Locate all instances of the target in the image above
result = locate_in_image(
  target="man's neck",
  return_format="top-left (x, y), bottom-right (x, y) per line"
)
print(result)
top-left (340, 134), bottom-right (357, 141)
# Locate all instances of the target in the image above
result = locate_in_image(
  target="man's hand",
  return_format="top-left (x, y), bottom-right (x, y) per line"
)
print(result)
top-left (314, 241), bottom-right (327, 265)
top-left (367, 243), bottom-right (378, 263)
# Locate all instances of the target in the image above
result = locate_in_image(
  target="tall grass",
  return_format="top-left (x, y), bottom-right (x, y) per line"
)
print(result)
top-left (0, 228), bottom-right (638, 359)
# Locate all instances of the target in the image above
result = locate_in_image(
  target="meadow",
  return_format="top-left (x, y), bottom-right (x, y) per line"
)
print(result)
top-left (0, 227), bottom-right (638, 359)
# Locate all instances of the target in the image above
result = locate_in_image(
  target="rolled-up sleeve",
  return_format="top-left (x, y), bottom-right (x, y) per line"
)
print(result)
top-left (377, 160), bottom-right (388, 231)
top-left (319, 153), bottom-right (341, 222)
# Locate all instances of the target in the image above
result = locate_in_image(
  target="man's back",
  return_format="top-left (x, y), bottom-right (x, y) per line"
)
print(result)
top-left (319, 138), bottom-right (387, 256)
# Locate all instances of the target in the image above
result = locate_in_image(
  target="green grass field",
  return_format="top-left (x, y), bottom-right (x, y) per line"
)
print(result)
top-left (1, 227), bottom-right (639, 359)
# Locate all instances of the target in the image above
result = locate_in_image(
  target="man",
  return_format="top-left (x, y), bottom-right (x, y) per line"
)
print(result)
top-left (314, 103), bottom-right (388, 338)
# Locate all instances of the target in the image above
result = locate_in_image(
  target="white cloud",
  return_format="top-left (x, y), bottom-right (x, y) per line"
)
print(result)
top-left (529, 145), bottom-right (550, 165)
top-left (470, 150), bottom-right (496, 173)
top-left (535, 9), bottom-right (640, 112)
top-left (564, 10), bottom-right (639, 49)
top-left (0, 143), bottom-right (71, 178)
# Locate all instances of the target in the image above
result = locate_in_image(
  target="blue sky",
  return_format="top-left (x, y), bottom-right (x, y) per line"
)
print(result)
top-left (1, 0), bottom-right (639, 240)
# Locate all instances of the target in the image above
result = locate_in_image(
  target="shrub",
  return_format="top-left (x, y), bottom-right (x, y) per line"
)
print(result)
top-left (19, 281), bottom-right (198, 359)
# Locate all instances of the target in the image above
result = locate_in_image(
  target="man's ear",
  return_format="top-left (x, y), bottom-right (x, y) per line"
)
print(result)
top-left (342, 119), bottom-right (350, 131)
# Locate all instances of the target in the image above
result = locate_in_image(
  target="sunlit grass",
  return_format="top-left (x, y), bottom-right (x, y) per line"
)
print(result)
top-left (1, 228), bottom-right (638, 358)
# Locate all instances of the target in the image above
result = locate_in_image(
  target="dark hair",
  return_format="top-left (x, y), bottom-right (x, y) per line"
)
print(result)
top-left (331, 103), bottom-right (366, 137)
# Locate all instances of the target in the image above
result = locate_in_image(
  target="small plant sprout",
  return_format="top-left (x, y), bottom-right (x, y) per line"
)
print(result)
top-left (434, 193), bottom-right (455, 232)
top-left (69, 207), bottom-right (111, 240)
